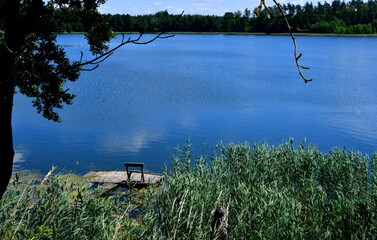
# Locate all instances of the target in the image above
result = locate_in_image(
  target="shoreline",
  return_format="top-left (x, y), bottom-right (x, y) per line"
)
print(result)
top-left (56, 32), bottom-right (377, 37)
top-left (168, 32), bottom-right (377, 37)
top-left (58, 31), bottom-right (377, 37)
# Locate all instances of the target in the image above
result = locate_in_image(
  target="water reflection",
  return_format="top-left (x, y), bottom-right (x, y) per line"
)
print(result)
top-left (100, 128), bottom-right (167, 153)
top-left (13, 149), bottom-right (26, 169)
top-left (177, 111), bottom-right (199, 131)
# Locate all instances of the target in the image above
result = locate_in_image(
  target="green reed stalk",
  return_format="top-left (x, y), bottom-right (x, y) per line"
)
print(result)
top-left (142, 141), bottom-right (377, 239)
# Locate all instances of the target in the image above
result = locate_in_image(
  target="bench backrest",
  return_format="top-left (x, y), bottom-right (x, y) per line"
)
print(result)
top-left (124, 162), bottom-right (145, 182)
top-left (124, 162), bottom-right (145, 168)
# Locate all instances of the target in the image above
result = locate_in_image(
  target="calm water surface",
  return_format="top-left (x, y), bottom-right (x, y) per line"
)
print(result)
top-left (12, 34), bottom-right (377, 174)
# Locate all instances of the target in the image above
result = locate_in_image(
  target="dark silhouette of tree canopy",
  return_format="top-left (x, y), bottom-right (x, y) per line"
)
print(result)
top-left (93, 0), bottom-right (377, 35)
top-left (0, 0), bottom-right (171, 199)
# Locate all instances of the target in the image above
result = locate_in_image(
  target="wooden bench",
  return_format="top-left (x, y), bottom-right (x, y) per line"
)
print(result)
top-left (124, 162), bottom-right (145, 182)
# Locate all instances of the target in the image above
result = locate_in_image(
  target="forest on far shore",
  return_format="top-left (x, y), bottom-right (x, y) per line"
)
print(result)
top-left (51, 0), bottom-right (377, 34)
top-left (1, 0), bottom-right (376, 34)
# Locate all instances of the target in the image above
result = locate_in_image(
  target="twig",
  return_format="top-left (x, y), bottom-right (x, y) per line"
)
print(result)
top-left (77, 11), bottom-right (184, 71)
top-left (273, 0), bottom-right (312, 83)
top-left (254, 0), bottom-right (265, 16)
top-left (255, 0), bottom-right (313, 83)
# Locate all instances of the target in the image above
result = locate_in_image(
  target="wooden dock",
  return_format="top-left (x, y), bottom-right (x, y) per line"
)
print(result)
top-left (83, 164), bottom-right (163, 194)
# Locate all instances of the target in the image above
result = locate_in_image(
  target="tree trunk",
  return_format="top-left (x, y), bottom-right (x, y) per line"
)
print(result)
top-left (0, 0), bottom-right (21, 200)
top-left (0, 45), bottom-right (15, 199)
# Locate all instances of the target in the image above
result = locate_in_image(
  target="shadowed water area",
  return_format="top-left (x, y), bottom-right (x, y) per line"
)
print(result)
top-left (12, 34), bottom-right (377, 174)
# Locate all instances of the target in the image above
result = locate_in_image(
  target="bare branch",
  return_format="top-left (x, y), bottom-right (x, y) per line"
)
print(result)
top-left (3, 41), bottom-right (15, 54)
top-left (263, 2), bottom-right (274, 17)
top-left (272, 0), bottom-right (312, 83)
top-left (91, 52), bottom-right (113, 65)
top-left (255, 0), bottom-right (313, 83)
top-left (254, 0), bottom-right (265, 16)
top-left (261, 2), bottom-right (293, 19)
top-left (79, 51), bottom-right (83, 63)
top-left (76, 33), bottom-right (154, 70)
top-left (81, 64), bottom-right (99, 72)
top-left (77, 11), bottom-right (184, 72)
top-left (130, 33), bottom-right (175, 45)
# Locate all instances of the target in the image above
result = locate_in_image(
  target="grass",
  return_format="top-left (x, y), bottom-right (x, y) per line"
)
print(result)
top-left (1, 140), bottom-right (377, 239)
top-left (0, 170), bottom-right (141, 240)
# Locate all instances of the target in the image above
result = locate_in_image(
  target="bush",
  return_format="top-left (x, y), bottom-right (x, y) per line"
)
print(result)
top-left (310, 18), bottom-right (346, 33)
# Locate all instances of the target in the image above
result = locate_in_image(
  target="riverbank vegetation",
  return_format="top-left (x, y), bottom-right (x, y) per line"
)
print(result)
top-left (44, 0), bottom-right (377, 34)
top-left (1, 141), bottom-right (377, 239)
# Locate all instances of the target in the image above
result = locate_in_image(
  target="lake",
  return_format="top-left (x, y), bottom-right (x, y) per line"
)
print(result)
top-left (12, 34), bottom-right (377, 174)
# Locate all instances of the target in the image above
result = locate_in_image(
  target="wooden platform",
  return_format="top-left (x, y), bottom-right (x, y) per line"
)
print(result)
top-left (83, 170), bottom-right (163, 194)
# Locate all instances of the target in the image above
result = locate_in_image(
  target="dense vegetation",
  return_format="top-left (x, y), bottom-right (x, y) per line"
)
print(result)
top-left (45, 0), bottom-right (377, 34)
top-left (1, 141), bottom-right (377, 239)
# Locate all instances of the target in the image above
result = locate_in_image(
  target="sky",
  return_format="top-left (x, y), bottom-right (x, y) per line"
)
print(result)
top-left (98, 0), bottom-right (307, 16)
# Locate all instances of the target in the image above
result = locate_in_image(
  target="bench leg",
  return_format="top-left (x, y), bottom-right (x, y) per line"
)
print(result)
top-left (141, 166), bottom-right (145, 182)
top-left (126, 166), bottom-right (132, 181)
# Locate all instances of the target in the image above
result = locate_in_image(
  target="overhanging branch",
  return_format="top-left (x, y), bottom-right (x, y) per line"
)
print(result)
top-left (255, 0), bottom-right (313, 83)
top-left (76, 32), bottom-right (174, 71)
top-left (77, 11), bottom-right (184, 72)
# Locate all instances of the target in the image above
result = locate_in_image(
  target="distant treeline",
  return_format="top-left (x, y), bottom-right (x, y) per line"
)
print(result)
top-left (43, 0), bottom-right (377, 34)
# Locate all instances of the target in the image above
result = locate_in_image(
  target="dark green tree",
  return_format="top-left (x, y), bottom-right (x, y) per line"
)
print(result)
top-left (135, 16), bottom-right (148, 33)
top-left (109, 14), bottom-right (124, 31)
top-left (122, 14), bottom-right (135, 32)
top-left (0, 0), bottom-right (169, 199)
top-left (222, 12), bottom-right (236, 31)
top-left (243, 8), bottom-right (252, 18)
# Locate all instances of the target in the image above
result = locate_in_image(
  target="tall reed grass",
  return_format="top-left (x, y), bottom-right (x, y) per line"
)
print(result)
top-left (1, 141), bottom-right (376, 239)
top-left (141, 141), bottom-right (377, 239)
top-left (0, 171), bottom-right (139, 240)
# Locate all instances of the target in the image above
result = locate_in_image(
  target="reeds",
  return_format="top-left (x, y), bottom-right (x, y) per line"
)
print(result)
top-left (0, 173), bottom-right (139, 240)
top-left (141, 141), bottom-right (377, 239)
top-left (1, 141), bottom-right (376, 239)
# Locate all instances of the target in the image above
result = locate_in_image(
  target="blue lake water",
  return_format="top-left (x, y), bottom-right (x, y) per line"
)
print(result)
top-left (12, 34), bottom-right (377, 174)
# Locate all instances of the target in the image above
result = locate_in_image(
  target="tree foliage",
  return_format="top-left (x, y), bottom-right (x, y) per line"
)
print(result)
top-left (40, 0), bottom-right (377, 34)
top-left (0, 0), bottom-right (114, 122)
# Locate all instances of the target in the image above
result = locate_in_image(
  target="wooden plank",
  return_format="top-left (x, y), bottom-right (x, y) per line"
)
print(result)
top-left (84, 166), bottom-right (163, 194)
top-left (83, 170), bottom-right (163, 185)
top-left (84, 170), bottom-right (128, 183)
